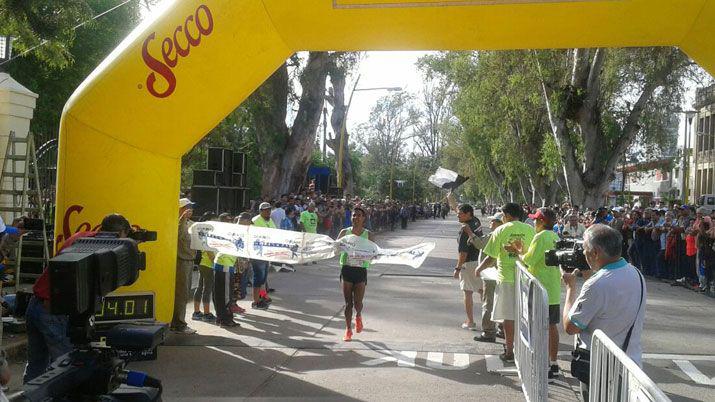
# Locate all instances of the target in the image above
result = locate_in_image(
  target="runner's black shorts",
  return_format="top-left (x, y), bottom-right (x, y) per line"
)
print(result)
top-left (549, 304), bottom-right (561, 325)
top-left (340, 265), bottom-right (367, 284)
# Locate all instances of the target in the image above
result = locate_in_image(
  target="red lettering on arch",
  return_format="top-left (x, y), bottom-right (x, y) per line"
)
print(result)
top-left (141, 4), bottom-right (214, 99)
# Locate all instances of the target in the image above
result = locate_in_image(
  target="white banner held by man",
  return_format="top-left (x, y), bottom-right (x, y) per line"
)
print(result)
top-left (189, 222), bottom-right (435, 268)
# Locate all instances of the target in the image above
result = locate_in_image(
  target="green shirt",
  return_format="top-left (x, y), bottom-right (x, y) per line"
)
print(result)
top-left (483, 221), bottom-right (535, 284)
top-left (300, 211), bottom-right (319, 233)
top-left (252, 215), bottom-right (276, 229)
top-left (214, 252), bottom-right (237, 270)
top-left (522, 230), bottom-right (561, 305)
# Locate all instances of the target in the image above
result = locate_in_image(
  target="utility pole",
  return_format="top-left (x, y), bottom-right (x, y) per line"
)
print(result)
top-left (412, 153), bottom-right (417, 203)
top-left (322, 107), bottom-right (327, 162)
top-left (389, 158), bottom-right (395, 200)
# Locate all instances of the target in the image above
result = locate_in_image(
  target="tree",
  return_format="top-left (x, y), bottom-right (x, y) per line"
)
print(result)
top-left (4, 0), bottom-right (146, 143)
top-left (357, 91), bottom-right (416, 199)
top-left (535, 47), bottom-right (694, 207)
top-left (412, 70), bottom-right (453, 160)
top-left (325, 52), bottom-right (362, 196)
top-left (419, 51), bottom-right (563, 206)
top-left (1, 0), bottom-right (97, 70)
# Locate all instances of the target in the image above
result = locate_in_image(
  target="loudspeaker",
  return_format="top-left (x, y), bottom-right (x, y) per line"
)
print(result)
top-left (218, 188), bottom-right (239, 214)
top-left (231, 174), bottom-right (245, 188)
top-left (207, 147), bottom-right (224, 171)
top-left (236, 189), bottom-right (248, 210)
top-left (193, 170), bottom-right (216, 186)
top-left (191, 186), bottom-right (219, 215)
top-left (222, 149), bottom-right (233, 174)
top-left (233, 153), bottom-right (246, 174)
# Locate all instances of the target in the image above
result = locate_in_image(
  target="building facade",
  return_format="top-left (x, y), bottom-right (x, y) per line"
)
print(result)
top-left (693, 84), bottom-right (715, 202)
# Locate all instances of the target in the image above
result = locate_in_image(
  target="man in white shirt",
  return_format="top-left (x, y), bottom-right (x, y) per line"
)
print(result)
top-left (561, 214), bottom-right (586, 238)
top-left (563, 224), bottom-right (646, 400)
top-left (270, 201), bottom-right (286, 229)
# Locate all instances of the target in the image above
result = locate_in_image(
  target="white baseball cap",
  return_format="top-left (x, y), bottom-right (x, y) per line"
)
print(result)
top-left (179, 198), bottom-right (195, 208)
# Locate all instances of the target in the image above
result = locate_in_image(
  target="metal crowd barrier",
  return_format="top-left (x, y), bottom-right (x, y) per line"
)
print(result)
top-left (590, 330), bottom-right (670, 402)
top-left (514, 261), bottom-right (550, 402)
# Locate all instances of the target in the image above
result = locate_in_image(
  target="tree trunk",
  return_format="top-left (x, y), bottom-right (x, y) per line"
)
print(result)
top-left (254, 64), bottom-right (290, 197)
top-left (326, 67), bottom-right (356, 196)
top-left (277, 52), bottom-right (330, 194)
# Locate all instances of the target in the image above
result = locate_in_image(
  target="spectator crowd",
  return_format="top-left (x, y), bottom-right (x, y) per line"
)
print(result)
top-left (480, 202), bottom-right (715, 295)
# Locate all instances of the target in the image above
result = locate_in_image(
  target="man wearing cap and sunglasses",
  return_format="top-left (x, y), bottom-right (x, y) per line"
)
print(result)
top-left (506, 207), bottom-right (562, 380)
top-left (171, 198), bottom-right (197, 334)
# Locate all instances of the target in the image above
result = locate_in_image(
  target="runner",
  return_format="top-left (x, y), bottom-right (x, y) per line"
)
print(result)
top-left (337, 205), bottom-right (374, 342)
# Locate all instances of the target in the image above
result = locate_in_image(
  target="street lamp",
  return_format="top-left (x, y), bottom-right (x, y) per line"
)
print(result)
top-left (336, 74), bottom-right (402, 193)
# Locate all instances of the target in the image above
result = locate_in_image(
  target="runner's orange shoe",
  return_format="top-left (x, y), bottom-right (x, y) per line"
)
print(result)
top-left (343, 328), bottom-right (353, 342)
top-left (355, 316), bottom-right (363, 333)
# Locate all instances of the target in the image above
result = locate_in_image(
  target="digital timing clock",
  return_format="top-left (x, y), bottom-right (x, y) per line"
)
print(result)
top-left (94, 292), bottom-right (155, 323)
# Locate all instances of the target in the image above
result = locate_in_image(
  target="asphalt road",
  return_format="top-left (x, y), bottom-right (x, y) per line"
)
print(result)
top-left (7, 215), bottom-right (715, 401)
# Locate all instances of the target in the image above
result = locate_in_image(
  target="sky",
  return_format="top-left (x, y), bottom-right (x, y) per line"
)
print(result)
top-left (343, 51), bottom-right (433, 132)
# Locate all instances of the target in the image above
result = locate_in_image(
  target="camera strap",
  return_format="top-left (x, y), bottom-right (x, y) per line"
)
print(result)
top-left (622, 269), bottom-right (644, 353)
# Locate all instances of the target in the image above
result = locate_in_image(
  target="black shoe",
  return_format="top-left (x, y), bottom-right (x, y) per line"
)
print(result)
top-left (252, 301), bottom-right (269, 310)
top-left (496, 331), bottom-right (505, 339)
top-left (217, 319), bottom-right (240, 328)
top-left (474, 335), bottom-right (496, 343)
top-left (548, 365), bottom-right (560, 382)
top-left (499, 352), bottom-right (514, 363)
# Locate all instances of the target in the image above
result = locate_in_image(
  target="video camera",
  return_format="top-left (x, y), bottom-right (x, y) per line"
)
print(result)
top-left (544, 237), bottom-right (589, 272)
top-left (11, 231), bottom-right (165, 402)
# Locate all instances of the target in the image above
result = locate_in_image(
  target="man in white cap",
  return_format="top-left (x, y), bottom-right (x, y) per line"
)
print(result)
top-left (171, 198), bottom-right (197, 334)
top-left (251, 202), bottom-right (276, 309)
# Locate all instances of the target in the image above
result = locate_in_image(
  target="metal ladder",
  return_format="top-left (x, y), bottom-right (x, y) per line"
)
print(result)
top-left (0, 131), bottom-right (50, 292)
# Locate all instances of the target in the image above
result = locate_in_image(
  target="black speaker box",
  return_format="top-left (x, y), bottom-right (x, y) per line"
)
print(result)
top-left (218, 188), bottom-right (238, 214)
top-left (191, 187), bottom-right (219, 215)
top-left (193, 170), bottom-right (217, 186)
top-left (233, 153), bottom-right (246, 174)
top-left (231, 174), bottom-right (245, 188)
top-left (207, 147), bottom-right (224, 171)
top-left (222, 149), bottom-right (233, 174)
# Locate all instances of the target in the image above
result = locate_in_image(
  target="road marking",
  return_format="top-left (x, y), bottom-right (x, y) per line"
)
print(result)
top-left (426, 352), bottom-right (470, 370)
top-left (362, 350), bottom-right (417, 367)
top-left (673, 360), bottom-right (715, 386)
top-left (644, 354), bottom-right (715, 361)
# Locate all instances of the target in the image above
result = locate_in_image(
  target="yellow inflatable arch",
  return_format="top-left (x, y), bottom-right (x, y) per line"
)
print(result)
top-left (57, 0), bottom-right (715, 322)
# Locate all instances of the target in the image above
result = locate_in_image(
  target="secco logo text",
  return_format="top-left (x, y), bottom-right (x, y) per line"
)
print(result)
top-left (141, 4), bottom-right (214, 98)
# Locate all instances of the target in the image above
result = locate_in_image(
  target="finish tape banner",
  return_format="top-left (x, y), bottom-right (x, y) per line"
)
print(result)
top-left (189, 222), bottom-right (436, 268)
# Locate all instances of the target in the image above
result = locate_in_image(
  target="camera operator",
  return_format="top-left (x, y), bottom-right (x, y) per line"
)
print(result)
top-left (562, 224), bottom-right (646, 401)
top-left (23, 214), bottom-right (132, 383)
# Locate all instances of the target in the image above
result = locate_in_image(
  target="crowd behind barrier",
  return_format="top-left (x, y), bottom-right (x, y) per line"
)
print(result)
top-left (481, 202), bottom-right (715, 297)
